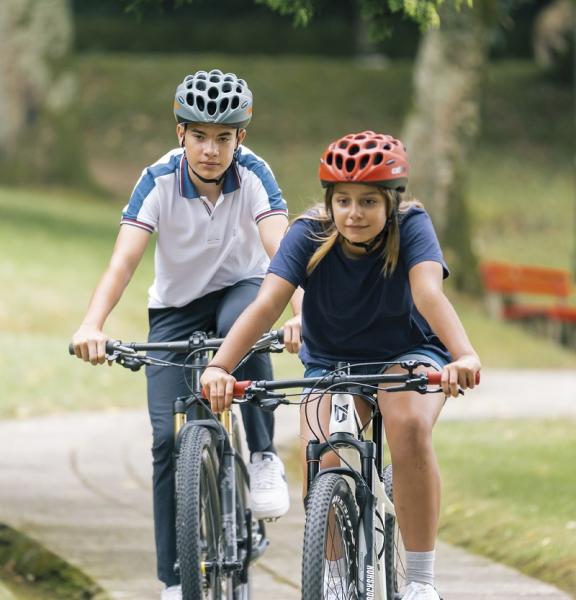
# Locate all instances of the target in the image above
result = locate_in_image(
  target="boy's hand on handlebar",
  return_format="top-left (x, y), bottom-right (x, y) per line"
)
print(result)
top-left (441, 354), bottom-right (481, 397)
top-left (282, 314), bottom-right (302, 354)
top-left (200, 367), bottom-right (237, 413)
top-left (71, 326), bottom-right (110, 366)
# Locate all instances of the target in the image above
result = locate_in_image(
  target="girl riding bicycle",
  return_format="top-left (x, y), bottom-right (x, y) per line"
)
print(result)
top-left (201, 130), bottom-right (481, 600)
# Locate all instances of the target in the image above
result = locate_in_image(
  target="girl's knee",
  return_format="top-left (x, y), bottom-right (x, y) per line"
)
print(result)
top-left (387, 412), bottom-right (433, 453)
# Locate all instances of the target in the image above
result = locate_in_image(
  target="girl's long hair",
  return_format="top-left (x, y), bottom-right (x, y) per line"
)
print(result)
top-left (295, 185), bottom-right (421, 277)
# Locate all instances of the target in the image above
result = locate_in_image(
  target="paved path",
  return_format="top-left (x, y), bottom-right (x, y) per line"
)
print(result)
top-left (0, 370), bottom-right (574, 599)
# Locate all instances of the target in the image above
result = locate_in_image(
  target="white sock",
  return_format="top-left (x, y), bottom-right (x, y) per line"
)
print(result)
top-left (406, 549), bottom-right (435, 586)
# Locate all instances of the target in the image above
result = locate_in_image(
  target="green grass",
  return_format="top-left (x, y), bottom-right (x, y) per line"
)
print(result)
top-left (435, 419), bottom-right (576, 595)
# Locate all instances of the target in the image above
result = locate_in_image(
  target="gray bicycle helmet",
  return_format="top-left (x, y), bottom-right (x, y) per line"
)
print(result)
top-left (173, 69), bottom-right (253, 128)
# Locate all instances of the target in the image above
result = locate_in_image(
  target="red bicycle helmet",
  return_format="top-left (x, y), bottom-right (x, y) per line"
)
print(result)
top-left (319, 131), bottom-right (409, 191)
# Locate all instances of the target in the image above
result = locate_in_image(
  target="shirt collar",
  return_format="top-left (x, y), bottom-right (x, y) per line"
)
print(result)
top-left (179, 153), bottom-right (241, 199)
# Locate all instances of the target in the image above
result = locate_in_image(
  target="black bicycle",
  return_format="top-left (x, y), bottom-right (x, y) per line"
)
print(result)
top-left (69, 330), bottom-right (285, 600)
top-left (231, 362), bottom-right (478, 600)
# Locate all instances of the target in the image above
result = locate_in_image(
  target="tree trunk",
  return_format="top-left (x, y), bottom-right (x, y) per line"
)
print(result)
top-left (402, 2), bottom-right (487, 293)
top-left (0, 0), bottom-right (87, 185)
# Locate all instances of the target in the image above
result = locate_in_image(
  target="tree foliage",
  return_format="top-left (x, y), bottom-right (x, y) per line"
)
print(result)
top-left (256, 0), bottom-right (478, 31)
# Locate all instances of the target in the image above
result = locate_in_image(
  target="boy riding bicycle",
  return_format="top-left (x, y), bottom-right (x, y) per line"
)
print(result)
top-left (71, 69), bottom-right (301, 600)
top-left (201, 131), bottom-right (481, 600)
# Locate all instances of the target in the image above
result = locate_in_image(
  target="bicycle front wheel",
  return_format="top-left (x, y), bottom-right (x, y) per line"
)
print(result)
top-left (176, 425), bottom-right (222, 600)
top-left (302, 473), bottom-right (358, 600)
top-left (384, 464), bottom-right (407, 600)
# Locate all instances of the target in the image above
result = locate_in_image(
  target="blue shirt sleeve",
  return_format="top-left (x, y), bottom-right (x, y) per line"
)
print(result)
top-left (400, 208), bottom-right (449, 278)
top-left (267, 219), bottom-right (318, 288)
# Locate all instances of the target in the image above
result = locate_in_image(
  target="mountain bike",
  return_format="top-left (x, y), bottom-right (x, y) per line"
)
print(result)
top-left (231, 361), bottom-right (479, 600)
top-left (69, 330), bottom-right (285, 600)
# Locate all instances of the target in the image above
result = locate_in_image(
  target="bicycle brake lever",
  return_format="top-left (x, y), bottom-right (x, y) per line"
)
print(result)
top-left (256, 394), bottom-right (288, 412)
top-left (117, 355), bottom-right (145, 371)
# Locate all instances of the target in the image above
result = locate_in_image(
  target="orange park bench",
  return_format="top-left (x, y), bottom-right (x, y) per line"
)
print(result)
top-left (480, 261), bottom-right (576, 347)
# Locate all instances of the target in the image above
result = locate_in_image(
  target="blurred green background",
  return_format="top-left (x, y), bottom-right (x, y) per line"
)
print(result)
top-left (0, 0), bottom-right (574, 596)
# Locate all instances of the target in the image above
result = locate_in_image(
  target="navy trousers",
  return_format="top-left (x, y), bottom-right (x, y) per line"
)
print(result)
top-left (146, 278), bottom-right (274, 586)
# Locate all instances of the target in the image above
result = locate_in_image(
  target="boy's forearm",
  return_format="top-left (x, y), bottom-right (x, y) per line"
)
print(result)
top-left (80, 265), bottom-right (132, 330)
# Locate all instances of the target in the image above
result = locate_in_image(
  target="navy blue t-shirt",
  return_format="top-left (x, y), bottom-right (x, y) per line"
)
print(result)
top-left (268, 207), bottom-right (451, 367)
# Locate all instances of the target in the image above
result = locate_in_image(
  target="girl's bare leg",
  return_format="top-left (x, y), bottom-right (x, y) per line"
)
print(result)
top-left (378, 367), bottom-right (445, 551)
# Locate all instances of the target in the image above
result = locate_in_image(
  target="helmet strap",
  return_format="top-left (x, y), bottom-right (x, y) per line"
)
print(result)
top-left (344, 209), bottom-right (396, 253)
top-left (190, 168), bottom-right (226, 186)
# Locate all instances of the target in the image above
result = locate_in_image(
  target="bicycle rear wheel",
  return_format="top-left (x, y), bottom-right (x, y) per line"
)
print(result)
top-left (302, 473), bottom-right (358, 600)
top-left (176, 425), bottom-right (223, 600)
top-left (384, 464), bottom-right (407, 600)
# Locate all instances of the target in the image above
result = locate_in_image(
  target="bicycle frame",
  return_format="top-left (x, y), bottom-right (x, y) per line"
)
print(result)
top-left (305, 392), bottom-right (394, 600)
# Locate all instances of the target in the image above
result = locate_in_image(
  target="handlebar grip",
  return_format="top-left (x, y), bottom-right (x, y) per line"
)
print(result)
top-left (200, 381), bottom-right (253, 400)
top-left (68, 340), bottom-right (120, 355)
top-left (426, 371), bottom-right (481, 385)
top-left (233, 381), bottom-right (253, 397)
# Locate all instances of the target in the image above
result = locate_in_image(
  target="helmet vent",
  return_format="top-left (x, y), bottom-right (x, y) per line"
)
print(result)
top-left (326, 152), bottom-right (333, 165)
top-left (224, 75), bottom-right (234, 81)
top-left (207, 101), bottom-right (217, 116)
top-left (359, 155), bottom-right (370, 169)
top-left (373, 153), bottom-right (383, 165)
top-left (197, 73), bottom-right (207, 80)
top-left (208, 86), bottom-right (219, 99)
top-left (231, 96), bottom-right (240, 109)
top-left (345, 158), bottom-right (356, 173)
top-left (195, 81), bottom-right (206, 91)
top-left (220, 98), bottom-right (229, 112)
top-left (335, 154), bottom-right (343, 169)
top-left (356, 133), bottom-right (367, 140)
top-left (338, 141), bottom-right (348, 149)
top-left (209, 75), bottom-right (220, 83)
top-left (196, 96), bottom-right (205, 111)
top-left (236, 85), bottom-right (243, 93)
top-left (383, 143), bottom-right (392, 150)
top-left (186, 81), bottom-right (193, 89)
top-left (222, 83), bottom-right (232, 93)
top-left (366, 141), bottom-right (377, 149)
top-left (186, 92), bottom-right (195, 107)
top-left (349, 144), bottom-right (360, 155)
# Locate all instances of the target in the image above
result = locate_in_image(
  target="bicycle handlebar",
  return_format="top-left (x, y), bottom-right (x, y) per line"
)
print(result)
top-left (68, 329), bottom-right (285, 357)
top-left (229, 368), bottom-right (480, 400)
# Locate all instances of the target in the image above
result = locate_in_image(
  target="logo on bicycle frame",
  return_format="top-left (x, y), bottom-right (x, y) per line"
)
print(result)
top-left (334, 404), bottom-right (349, 423)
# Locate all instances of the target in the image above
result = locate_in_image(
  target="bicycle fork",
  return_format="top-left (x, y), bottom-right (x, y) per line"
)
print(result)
top-left (174, 403), bottom-right (243, 578)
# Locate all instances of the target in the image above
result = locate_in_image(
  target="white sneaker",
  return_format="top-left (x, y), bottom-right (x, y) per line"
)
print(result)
top-left (248, 451), bottom-right (290, 520)
top-left (161, 584), bottom-right (182, 600)
top-left (401, 581), bottom-right (441, 600)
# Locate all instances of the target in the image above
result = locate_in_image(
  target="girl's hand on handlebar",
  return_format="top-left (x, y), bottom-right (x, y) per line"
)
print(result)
top-left (200, 367), bottom-right (237, 413)
top-left (282, 314), bottom-right (302, 354)
top-left (441, 354), bottom-right (481, 397)
top-left (71, 326), bottom-right (110, 366)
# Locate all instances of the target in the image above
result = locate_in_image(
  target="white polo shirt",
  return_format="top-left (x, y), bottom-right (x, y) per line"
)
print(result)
top-left (121, 145), bottom-right (288, 308)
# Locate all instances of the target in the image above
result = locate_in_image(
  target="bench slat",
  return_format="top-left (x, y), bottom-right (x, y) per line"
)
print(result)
top-left (481, 261), bottom-right (571, 298)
